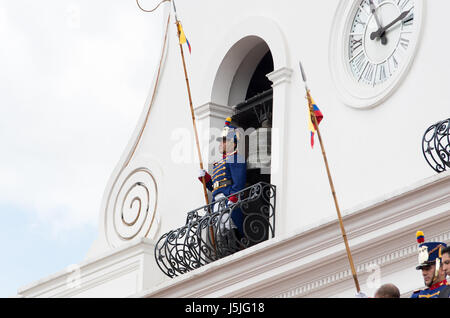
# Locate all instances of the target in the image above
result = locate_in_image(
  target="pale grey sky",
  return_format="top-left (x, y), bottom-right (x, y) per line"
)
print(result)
top-left (0, 0), bottom-right (164, 296)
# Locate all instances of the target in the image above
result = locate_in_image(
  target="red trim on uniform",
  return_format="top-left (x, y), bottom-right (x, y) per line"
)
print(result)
top-left (228, 195), bottom-right (238, 203)
top-left (430, 279), bottom-right (447, 290)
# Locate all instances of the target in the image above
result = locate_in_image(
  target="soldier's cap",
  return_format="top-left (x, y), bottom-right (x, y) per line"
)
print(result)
top-left (415, 231), bottom-right (447, 270)
top-left (216, 117), bottom-right (240, 142)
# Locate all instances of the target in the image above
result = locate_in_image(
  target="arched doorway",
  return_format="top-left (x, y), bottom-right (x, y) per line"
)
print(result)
top-left (212, 36), bottom-right (274, 187)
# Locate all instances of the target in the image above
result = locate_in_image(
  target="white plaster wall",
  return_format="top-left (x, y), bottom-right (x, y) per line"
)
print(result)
top-left (20, 1), bottom-right (450, 298)
top-left (174, 0), bottom-right (449, 235)
top-left (89, 0), bottom-right (449, 275)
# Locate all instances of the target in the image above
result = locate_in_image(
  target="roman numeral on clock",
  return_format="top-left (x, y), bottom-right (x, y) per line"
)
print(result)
top-left (363, 63), bottom-right (376, 83)
top-left (354, 15), bottom-right (366, 26)
top-left (350, 38), bottom-right (363, 51)
top-left (404, 11), bottom-right (414, 22)
top-left (399, 37), bottom-right (409, 50)
top-left (353, 52), bottom-right (367, 74)
top-left (388, 54), bottom-right (399, 72)
top-left (398, 0), bottom-right (410, 10)
top-left (378, 63), bottom-right (387, 82)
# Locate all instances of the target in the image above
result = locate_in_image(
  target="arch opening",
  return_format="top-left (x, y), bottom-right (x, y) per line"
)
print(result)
top-left (212, 36), bottom-right (274, 187)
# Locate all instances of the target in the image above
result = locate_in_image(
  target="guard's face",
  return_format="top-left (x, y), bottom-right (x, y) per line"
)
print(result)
top-left (219, 139), bottom-right (234, 154)
top-left (442, 253), bottom-right (450, 277)
top-left (421, 264), bottom-right (436, 287)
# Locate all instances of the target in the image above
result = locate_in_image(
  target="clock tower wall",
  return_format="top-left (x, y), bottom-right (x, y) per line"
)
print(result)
top-left (88, 1), bottom-right (450, 259)
top-left (176, 0), bottom-right (449, 236)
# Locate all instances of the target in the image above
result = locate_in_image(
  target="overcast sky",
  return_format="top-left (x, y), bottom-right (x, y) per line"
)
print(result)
top-left (0, 0), bottom-right (163, 297)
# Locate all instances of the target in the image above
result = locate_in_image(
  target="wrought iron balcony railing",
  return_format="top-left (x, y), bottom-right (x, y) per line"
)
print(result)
top-left (422, 118), bottom-right (450, 173)
top-left (155, 182), bottom-right (276, 278)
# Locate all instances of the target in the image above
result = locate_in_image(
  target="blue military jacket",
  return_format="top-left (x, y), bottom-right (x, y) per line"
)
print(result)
top-left (410, 280), bottom-right (450, 298)
top-left (201, 151), bottom-right (246, 234)
top-left (205, 151), bottom-right (246, 198)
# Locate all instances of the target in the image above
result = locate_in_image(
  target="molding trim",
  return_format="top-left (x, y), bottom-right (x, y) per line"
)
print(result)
top-left (18, 238), bottom-right (164, 298)
top-left (194, 102), bottom-right (233, 121)
top-left (275, 229), bottom-right (450, 298)
top-left (139, 172), bottom-right (450, 298)
top-left (267, 67), bottom-right (294, 87)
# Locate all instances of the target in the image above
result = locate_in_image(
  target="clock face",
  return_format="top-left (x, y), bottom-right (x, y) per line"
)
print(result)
top-left (348, 0), bottom-right (415, 87)
top-left (329, 0), bottom-right (423, 109)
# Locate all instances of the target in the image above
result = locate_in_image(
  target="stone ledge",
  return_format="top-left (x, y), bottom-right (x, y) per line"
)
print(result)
top-left (138, 172), bottom-right (450, 298)
top-left (18, 238), bottom-right (164, 298)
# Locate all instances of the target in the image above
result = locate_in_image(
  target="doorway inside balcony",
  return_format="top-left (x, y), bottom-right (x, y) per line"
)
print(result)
top-left (211, 36), bottom-right (274, 188)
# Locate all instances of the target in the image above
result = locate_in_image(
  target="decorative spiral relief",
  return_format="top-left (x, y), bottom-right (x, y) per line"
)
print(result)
top-left (100, 6), bottom-right (170, 250)
top-left (107, 168), bottom-right (158, 245)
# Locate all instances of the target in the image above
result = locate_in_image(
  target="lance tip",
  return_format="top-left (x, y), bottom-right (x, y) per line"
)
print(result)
top-left (299, 61), bottom-right (309, 91)
top-left (299, 61), bottom-right (307, 83)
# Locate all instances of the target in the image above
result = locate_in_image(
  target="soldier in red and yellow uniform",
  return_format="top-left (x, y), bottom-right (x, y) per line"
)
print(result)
top-left (411, 231), bottom-right (449, 298)
top-left (198, 117), bottom-right (246, 237)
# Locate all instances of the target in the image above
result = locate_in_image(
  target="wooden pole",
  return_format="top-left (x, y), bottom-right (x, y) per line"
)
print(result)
top-left (306, 89), bottom-right (361, 293)
top-left (174, 18), bottom-right (216, 249)
top-left (299, 62), bottom-right (360, 292)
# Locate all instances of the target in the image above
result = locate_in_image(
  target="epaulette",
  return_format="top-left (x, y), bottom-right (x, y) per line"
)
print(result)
top-left (410, 289), bottom-right (421, 298)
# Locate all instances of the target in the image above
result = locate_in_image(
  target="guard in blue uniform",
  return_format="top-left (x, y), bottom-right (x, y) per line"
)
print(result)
top-left (411, 231), bottom-right (449, 298)
top-left (198, 117), bottom-right (246, 236)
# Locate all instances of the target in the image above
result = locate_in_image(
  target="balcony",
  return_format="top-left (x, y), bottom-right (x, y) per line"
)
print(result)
top-left (154, 182), bottom-right (276, 278)
top-left (422, 118), bottom-right (450, 173)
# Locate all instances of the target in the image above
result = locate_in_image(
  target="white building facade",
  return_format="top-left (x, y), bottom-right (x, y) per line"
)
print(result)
top-left (18, 0), bottom-right (450, 298)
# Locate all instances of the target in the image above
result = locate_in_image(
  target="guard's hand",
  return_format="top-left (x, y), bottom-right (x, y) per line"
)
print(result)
top-left (228, 195), bottom-right (238, 204)
top-left (198, 169), bottom-right (206, 178)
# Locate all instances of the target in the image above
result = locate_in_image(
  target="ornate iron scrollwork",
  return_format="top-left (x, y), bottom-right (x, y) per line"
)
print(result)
top-left (422, 118), bottom-right (450, 173)
top-left (154, 182), bottom-right (276, 278)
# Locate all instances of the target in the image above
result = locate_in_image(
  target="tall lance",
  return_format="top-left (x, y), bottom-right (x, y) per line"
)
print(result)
top-left (172, 0), bottom-right (216, 248)
top-left (299, 61), bottom-right (361, 293)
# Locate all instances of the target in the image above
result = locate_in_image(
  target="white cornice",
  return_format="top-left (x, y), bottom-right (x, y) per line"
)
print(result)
top-left (194, 102), bottom-right (233, 121)
top-left (138, 171), bottom-right (450, 298)
top-left (266, 67), bottom-right (293, 87)
top-left (18, 238), bottom-right (163, 298)
top-left (274, 229), bottom-right (450, 298)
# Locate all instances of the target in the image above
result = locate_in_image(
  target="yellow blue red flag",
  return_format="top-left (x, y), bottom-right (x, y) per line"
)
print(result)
top-left (307, 97), bottom-right (323, 148)
top-left (177, 22), bottom-right (191, 54)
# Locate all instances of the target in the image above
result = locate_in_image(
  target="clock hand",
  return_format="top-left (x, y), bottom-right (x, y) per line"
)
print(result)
top-left (368, 0), bottom-right (382, 30)
top-left (370, 8), bottom-right (413, 41)
top-left (368, 0), bottom-right (387, 44)
top-left (403, 12), bottom-right (414, 24)
top-left (381, 8), bottom-right (412, 33)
